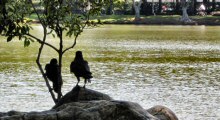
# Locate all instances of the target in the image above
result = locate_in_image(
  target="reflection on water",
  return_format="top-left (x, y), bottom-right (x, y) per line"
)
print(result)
top-left (0, 25), bottom-right (220, 120)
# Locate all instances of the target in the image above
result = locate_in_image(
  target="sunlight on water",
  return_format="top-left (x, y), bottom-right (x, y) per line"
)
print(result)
top-left (0, 25), bottom-right (220, 120)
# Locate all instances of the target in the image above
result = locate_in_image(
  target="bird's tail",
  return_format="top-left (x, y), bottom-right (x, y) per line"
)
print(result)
top-left (88, 79), bottom-right (91, 83)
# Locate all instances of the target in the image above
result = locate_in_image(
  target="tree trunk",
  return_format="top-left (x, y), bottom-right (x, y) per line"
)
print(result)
top-left (124, 0), bottom-right (129, 14)
top-left (152, 0), bottom-right (155, 15)
top-left (203, 0), bottom-right (208, 11)
top-left (36, 27), bottom-right (57, 104)
top-left (29, 1), bottom-right (57, 104)
top-left (158, 0), bottom-right (162, 13)
top-left (193, 0), bottom-right (197, 15)
top-left (133, 0), bottom-right (142, 20)
top-left (180, 6), bottom-right (192, 22)
top-left (175, 0), bottom-right (180, 14)
top-left (180, 0), bottom-right (193, 23)
top-left (58, 26), bottom-right (63, 100)
top-left (107, 0), bottom-right (113, 15)
top-left (212, 0), bottom-right (216, 11)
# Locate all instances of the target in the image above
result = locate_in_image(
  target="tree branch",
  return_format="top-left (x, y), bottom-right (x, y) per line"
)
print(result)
top-left (36, 26), bottom-right (57, 104)
top-left (26, 33), bottom-right (59, 52)
top-left (29, 0), bottom-right (46, 27)
top-left (62, 33), bottom-right (79, 54)
top-left (29, 0), bottom-right (57, 104)
top-left (62, 20), bottom-right (88, 54)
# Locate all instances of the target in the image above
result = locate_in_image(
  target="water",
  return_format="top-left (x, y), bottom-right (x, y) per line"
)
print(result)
top-left (0, 25), bottom-right (220, 120)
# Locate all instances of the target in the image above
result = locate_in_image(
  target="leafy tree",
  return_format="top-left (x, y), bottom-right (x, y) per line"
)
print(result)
top-left (132, 0), bottom-right (142, 20)
top-left (106, 0), bottom-right (114, 14)
top-left (0, 0), bottom-right (107, 104)
top-left (175, 0), bottom-right (181, 14)
top-left (158, 0), bottom-right (162, 13)
top-left (180, 0), bottom-right (193, 22)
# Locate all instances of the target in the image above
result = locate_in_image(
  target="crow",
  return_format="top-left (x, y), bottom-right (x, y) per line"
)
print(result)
top-left (45, 58), bottom-right (62, 98)
top-left (70, 51), bottom-right (93, 88)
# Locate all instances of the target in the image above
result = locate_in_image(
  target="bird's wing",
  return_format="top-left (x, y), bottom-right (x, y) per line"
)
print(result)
top-left (45, 64), bottom-right (49, 71)
top-left (45, 64), bottom-right (51, 76)
top-left (84, 61), bottom-right (91, 73)
top-left (70, 61), bottom-right (76, 73)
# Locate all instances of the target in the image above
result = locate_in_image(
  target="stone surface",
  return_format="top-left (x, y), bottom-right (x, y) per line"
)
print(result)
top-left (53, 86), bottom-right (113, 108)
top-left (147, 105), bottom-right (178, 120)
top-left (56, 100), bottom-right (159, 120)
top-left (0, 100), bottom-right (158, 120)
top-left (0, 86), bottom-right (178, 120)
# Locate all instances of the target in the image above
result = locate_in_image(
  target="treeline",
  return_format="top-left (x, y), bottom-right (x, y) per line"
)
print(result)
top-left (103, 0), bottom-right (220, 15)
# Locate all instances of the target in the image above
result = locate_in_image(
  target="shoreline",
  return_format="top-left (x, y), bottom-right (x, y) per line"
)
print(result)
top-left (101, 19), bottom-right (220, 26)
top-left (31, 15), bottom-right (220, 26)
top-left (95, 15), bottom-right (220, 26)
top-left (102, 21), bottom-right (220, 26)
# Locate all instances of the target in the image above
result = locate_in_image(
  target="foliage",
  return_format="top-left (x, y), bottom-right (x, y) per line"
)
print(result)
top-left (114, 0), bottom-right (125, 10)
top-left (0, 0), bottom-right (107, 103)
top-left (0, 0), bottom-right (105, 46)
top-left (0, 0), bottom-right (33, 46)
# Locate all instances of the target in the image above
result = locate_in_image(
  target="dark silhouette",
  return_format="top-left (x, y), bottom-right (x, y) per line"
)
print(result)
top-left (45, 58), bottom-right (62, 99)
top-left (70, 51), bottom-right (93, 88)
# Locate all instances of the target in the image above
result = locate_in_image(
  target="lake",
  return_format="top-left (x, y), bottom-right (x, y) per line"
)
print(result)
top-left (0, 25), bottom-right (220, 120)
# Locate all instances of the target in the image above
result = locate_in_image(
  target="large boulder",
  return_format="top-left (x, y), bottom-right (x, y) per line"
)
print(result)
top-left (55, 100), bottom-right (159, 120)
top-left (147, 105), bottom-right (178, 120)
top-left (53, 86), bottom-right (113, 108)
top-left (0, 86), bottom-right (178, 120)
top-left (0, 100), bottom-right (158, 120)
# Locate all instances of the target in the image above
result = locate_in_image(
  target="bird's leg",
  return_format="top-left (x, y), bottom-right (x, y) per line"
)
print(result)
top-left (57, 91), bottom-right (63, 101)
top-left (76, 77), bottom-right (80, 86)
top-left (83, 79), bottom-right (87, 88)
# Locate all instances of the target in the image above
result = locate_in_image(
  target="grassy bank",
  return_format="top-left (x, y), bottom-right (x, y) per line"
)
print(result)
top-left (93, 15), bottom-right (220, 25)
top-left (29, 14), bottom-right (220, 25)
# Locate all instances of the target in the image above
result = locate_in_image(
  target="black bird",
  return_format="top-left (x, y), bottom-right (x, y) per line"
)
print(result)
top-left (70, 51), bottom-right (93, 87)
top-left (45, 58), bottom-right (62, 98)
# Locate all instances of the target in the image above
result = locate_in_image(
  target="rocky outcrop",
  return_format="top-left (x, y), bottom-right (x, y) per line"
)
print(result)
top-left (147, 105), bottom-right (178, 120)
top-left (0, 86), bottom-right (178, 120)
top-left (0, 100), bottom-right (158, 120)
top-left (53, 85), bottom-right (113, 108)
top-left (56, 100), bottom-right (159, 120)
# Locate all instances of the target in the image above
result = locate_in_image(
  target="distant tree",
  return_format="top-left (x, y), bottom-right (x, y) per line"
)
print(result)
top-left (193, 0), bottom-right (197, 15)
top-left (203, 0), bottom-right (208, 11)
top-left (124, 0), bottom-right (129, 14)
top-left (152, 0), bottom-right (156, 15)
top-left (140, 0), bottom-right (148, 15)
top-left (158, 0), bottom-right (162, 13)
top-left (180, 0), bottom-right (193, 22)
top-left (107, 0), bottom-right (114, 14)
top-left (175, 0), bottom-right (181, 14)
top-left (113, 0), bottom-right (126, 14)
top-left (212, 0), bottom-right (216, 11)
top-left (133, 0), bottom-right (142, 20)
top-left (0, 0), bottom-right (106, 104)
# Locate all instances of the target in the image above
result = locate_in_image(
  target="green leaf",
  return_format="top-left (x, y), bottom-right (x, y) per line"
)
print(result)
top-left (19, 35), bottom-right (22, 40)
top-left (47, 30), bottom-right (53, 35)
top-left (21, 26), bottom-right (26, 34)
top-left (29, 38), bottom-right (35, 42)
top-left (7, 5), bottom-right (14, 12)
top-left (24, 38), bottom-right (30, 47)
top-left (52, 34), bottom-right (55, 38)
top-left (7, 36), bottom-right (13, 42)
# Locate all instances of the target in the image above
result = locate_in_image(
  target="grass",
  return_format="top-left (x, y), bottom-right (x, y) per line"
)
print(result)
top-left (92, 15), bottom-right (220, 25)
top-left (27, 14), bottom-right (220, 25)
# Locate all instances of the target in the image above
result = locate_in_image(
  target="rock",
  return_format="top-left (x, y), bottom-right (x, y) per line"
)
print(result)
top-left (0, 111), bottom-right (24, 117)
top-left (147, 105), bottom-right (178, 120)
top-left (56, 100), bottom-right (159, 120)
top-left (53, 86), bottom-right (113, 108)
top-left (0, 86), bottom-right (178, 120)
top-left (0, 100), bottom-right (158, 120)
top-left (0, 110), bottom-right (25, 120)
